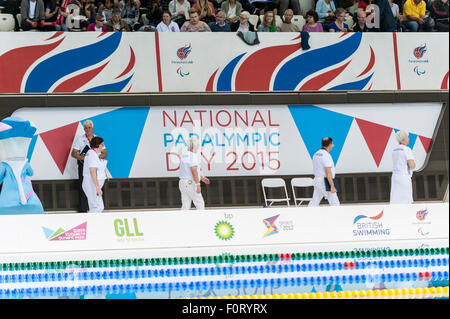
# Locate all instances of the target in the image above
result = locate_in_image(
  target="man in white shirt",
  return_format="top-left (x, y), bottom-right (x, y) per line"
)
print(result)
top-left (71, 120), bottom-right (107, 212)
top-left (390, 130), bottom-right (416, 204)
top-left (308, 137), bottom-right (340, 207)
top-left (179, 137), bottom-right (210, 210)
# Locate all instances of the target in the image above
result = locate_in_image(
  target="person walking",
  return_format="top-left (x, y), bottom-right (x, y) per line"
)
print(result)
top-left (178, 137), bottom-right (210, 210)
top-left (390, 130), bottom-right (416, 204)
top-left (82, 136), bottom-right (107, 213)
top-left (308, 137), bottom-right (340, 207)
top-left (71, 120), bottom-right (107, 212)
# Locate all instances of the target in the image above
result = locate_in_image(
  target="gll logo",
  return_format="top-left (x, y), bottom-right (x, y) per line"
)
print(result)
top-left (414, 66), bottom-right (426, 76)
top-left (416, 209), bottom-right (429, 221)
top-left (177, 44), bottom-right (192, 60)
top-left (413, 44), bottom-right (427, 59)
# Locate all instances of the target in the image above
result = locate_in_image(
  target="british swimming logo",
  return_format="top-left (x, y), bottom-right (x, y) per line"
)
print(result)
top-left (353, 210), bottom-right (384, 224)
top-left (42, 222), bottom-right (87, 241)
top-left (352, 211), bottom-right (390, 237)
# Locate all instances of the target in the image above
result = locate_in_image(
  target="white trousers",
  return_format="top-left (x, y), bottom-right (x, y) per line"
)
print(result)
top-left (390, 174), bottom-right (413, 204)
top-left (308, 177), bottom-right (340, 207)
top-left (82, 177), bottom-right (105, 213)
top-left (179, 179), bottom-right (205, 210)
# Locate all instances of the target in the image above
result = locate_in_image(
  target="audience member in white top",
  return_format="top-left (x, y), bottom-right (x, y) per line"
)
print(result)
top-left (157, 11), bottom-right (181, 31)
top-left (169, 0), bottom-right (191, 21)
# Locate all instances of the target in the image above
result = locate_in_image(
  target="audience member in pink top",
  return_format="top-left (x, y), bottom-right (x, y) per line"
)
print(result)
top-left (302, 10), bottom-right (324, 32)
top-left (87, 14), bottom-right (108, 31)
top-left (181, 8), bottom-right (212, 31)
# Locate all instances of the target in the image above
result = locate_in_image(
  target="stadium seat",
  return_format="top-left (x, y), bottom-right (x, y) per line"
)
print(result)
top-left (299, 0), bottom-right (315, 16)
top-left (261, 178), bottom-right (290, 207)
top-left (0, 13), bottom-right (15, 31)
top-left (292, 15), bottom-right (306, 30)
top-left (249, 14), bottom-right (259, 28)
top-left (344, 16), bottom-right (354, 29)
top-left (16, 13), bottom-right (21, 30)
top-left (291, 178), bottom-right (314, 206)
top-left (141, 13), bottom-right (149, 26)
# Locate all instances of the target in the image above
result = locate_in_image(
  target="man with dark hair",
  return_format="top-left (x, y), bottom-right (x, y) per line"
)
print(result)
top-left (308, 137), bottom-right (340, 207)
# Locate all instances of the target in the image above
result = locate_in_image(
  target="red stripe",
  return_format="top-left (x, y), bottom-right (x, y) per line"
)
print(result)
top-left (154, 32), bottom-right (163, 92)
top-left (392, 33), bottom-right (401, 90)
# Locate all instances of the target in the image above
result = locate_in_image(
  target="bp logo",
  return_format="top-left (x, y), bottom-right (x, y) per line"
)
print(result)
top-left (214, 221), bottom-right (234, 240)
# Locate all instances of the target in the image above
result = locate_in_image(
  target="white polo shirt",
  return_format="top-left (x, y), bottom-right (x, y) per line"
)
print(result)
top-left (73, 134), bottom-right (106, 155)
top-left (312, 149), bottom-right (335, 178)
top-left (392, 144), bottom-right (414, 176)
top-left (179, 150), bottom-right (202, 180)
top-left (83, 149), bottom-right (107, 180)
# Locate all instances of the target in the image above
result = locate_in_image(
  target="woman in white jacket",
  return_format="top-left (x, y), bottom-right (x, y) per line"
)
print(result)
top-left (82, 136), bottom-right (108, 213)
top-left (390, 130), bottom-right (416, 204)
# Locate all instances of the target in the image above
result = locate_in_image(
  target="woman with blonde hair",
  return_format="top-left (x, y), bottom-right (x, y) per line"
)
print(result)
top-left (257, 10), bottom-right (279, 31)
top-left (193, 0), bottom-right (216, 23)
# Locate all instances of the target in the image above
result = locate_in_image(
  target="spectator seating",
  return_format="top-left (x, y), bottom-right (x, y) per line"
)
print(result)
top-left (291, 177), bottom-right (313, 206)
top-left (0, 13), bottom-right (14, 31)
top-left (261, 178), bottom-right (291, 207)
top-left (259, 14), bottom-right (283, 27)
top-left (299, 0), bottom-right (316, 16)
top-left (292, 14), bottom-right (306, 30)
top-left (249, 14), bottom-right (259, 28)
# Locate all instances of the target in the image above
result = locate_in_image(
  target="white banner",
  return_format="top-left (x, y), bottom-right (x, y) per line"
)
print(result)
top-left (0, 203), bottom-right (447, 255)
top-left (0, 32), bottom-right (448, 93)
top-left (11, 103), bottom-right (443, 180)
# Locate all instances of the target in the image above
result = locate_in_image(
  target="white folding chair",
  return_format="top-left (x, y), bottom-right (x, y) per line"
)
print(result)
top-left (261, 178), bottom-right (290, 207)
top-left (16, 13), bottom-right (22, 30)
top-left (0, 13), bottom-right (15, 31)
top-left (292, 15), bottom-right (306, 30)
top-left (291, 177), bottom-right (314, 206)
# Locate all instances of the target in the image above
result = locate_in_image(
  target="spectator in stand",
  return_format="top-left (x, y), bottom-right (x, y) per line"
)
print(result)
top-left (388, 0), bottom-right (405, 31)
top-left (106, 7), bottom-right (130, 30)
top-left (147, 0), bottom-right (165, 26)
top-left (401, 0), bottom-right (432, 31)
top-left (20, 0), bottom-right (45, 31)
top-left (121, 0), bottom-right (140, 30)
top-left (180, 7), bottom-right (212, 30)
top-left (251, 0), bottom-right (278, 15)
top-left (230, 9), bottom-right (254, 30)
top-left (193, 0), bottom-right (215, 23)
top-left (328, 7), bottom-right (351, 31)
top-left (103, 0), bottom-right (115, 21)
top-left (431, 0), bottom-right (449, 32)
top-left (211, 0), bottom-right (225, 9)
top-left (72, 0), bottom-right (91, 31)
top-left (274, 0), bottom-right (300, 16)
top-left (302, 9), bottom-right (324, 31)
top-left (279, 8), bottom-right (299, 31)
top-left (156, 10), bottom-right (181, 30)
top-left (353, 8), bottom-right (369, 31)
top-left (316, 0), bottom-right (336, 25)
top-left (87, 11), bottom-right (108, 30)
top-left (169, 0), bottom-right (191, 26)
top-left (238, 0), bottom-right (259, 15)
top-left (336, 0), bottom-right (356, 13)
top-left (44, 0), bottom-right (69, 31)
top-left (257, 10), bottom-right (279, 31)
top-left (220, 0), bottom-right (242, 23)
top-left (373, 0), bottom-right (396, 31)
top-left (209, 9), bottom-right (231, 30)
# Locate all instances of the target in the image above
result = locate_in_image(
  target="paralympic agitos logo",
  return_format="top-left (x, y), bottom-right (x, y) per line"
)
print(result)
top-left (352, 210), bottom-right (390, 236)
